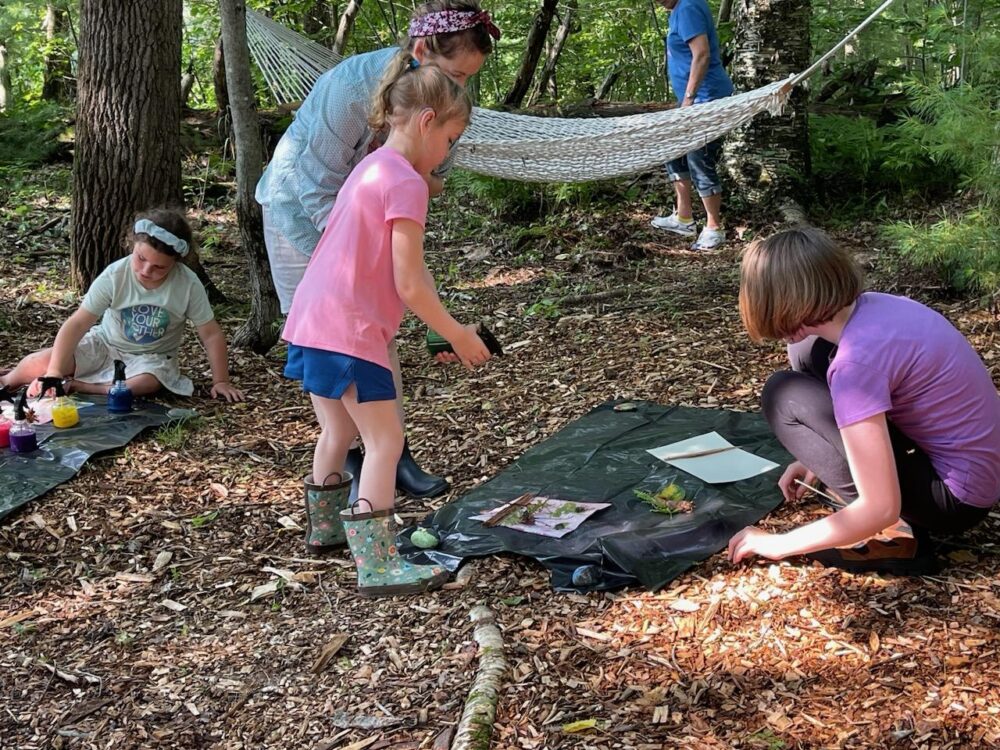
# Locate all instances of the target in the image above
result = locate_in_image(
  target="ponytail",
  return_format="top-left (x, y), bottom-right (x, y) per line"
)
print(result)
top-left (369, 52), bottom-right (472, 132)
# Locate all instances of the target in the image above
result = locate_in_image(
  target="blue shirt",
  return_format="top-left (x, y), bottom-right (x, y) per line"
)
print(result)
top-left (256, 47), bottom-right (458, 258)
top-left (665, 0), bottom-right (733, 104)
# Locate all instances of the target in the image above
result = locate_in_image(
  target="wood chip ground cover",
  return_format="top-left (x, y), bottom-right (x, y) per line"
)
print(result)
top-left (2, 176), bottom-right (999, 749)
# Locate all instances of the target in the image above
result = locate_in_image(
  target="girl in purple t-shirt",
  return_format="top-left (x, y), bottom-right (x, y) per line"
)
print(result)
top-left (282, 59), bottom-right (492, 597)
top-left (728, 227), bottom-right (1000, 573)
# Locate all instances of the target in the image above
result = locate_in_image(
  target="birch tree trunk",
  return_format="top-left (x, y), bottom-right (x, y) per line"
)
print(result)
top-left (0, 42), bottom-right (10, 112)
top-left (219, 0), bottom-right (281, 353)
top-left (332, 0), bottom-right (363, 57)
top-left (721, 0), bottom-right (812, 215)
top-left (503, 0), bottom-right (559, 109)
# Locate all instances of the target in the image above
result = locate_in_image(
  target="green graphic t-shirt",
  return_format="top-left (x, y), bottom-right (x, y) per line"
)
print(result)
top-left (81, 256), bottom-right (214, 355)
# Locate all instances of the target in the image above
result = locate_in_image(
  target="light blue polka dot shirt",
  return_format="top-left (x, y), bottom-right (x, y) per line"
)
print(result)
top-left (255, 47), bottom-right (457, 259)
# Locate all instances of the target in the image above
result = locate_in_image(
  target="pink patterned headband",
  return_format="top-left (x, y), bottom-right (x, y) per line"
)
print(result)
top-left (408, 9), bottom-right (502, 41)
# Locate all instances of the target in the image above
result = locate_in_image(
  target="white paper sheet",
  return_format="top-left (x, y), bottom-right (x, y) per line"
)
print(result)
top-left (648, 431), bottom-right (778, 484)
top-left (471, 497), bottom-right (611, 538)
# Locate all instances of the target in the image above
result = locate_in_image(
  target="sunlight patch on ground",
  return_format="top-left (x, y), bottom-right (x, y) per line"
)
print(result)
top-left (457, 266), bottom-right (545, 290)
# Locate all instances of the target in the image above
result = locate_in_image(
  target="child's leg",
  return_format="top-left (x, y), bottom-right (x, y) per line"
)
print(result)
top-left (762, 369), bottom-right (858, 501)
top-left (310, 393), bottom-right (359, 485)
top-left (2, 348), bottom-right (61, 389)
top-left (340, 384), bottom-right (403, 512)
top-left (69, 373), bottom-right (161, 396)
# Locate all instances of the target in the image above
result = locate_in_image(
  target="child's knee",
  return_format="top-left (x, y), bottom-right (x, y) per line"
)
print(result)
top-left (129, 374), bottom-right (162, 396)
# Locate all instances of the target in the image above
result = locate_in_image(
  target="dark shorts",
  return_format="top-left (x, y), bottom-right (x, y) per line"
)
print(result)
top-left (284, 344), bottom-right (396, 403)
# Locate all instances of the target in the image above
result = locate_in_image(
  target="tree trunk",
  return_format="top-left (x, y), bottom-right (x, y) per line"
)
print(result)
top-left (721, 0), bottom-right (812, 215)
top-left (180, 60), bottom-right (196, 108)
top-left (213, 35), bottom-right (230, 114)
top-left (531, 0), bottom-right (577, 105)
top-left (596, 63), bottom-right (623, 100)
top-left (0, 42), bottom-right (10, 111)
top-left (502, 0), bottom-right (559, 109)
top-left (71, 0), bottom-right (184, 290)
top-left (219, 0), bottom-right (281, 353)
top-left (332, 0), bottom-right (363, 57)
top-left (42, 3), bottom-right (72, 101)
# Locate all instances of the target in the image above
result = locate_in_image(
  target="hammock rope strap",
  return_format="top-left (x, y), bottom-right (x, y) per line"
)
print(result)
top-left (245, 2), bottom-right (895, 183)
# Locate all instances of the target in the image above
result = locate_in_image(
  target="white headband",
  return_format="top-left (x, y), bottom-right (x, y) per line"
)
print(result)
top-left (134, 219), bottom-right (189, 257)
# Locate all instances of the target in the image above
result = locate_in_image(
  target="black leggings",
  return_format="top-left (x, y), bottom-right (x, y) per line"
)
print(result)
top-left (762, 336), bottom-right (989, 534)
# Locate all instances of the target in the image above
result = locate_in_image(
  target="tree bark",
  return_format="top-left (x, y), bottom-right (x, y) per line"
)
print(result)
top-left (502, 0), bottom-right (559, 109)
top-left (219, 0), bottom-right (281, 353)
top-left (721, 0), bottom-right (812, 214)
top-left (42, 3), bottom-right (72, 101)
top-left (531, 0), bottom-right (577, 105)
top-left (213, 35), bottom-right (230, 114)
top-left (304, 0), bottom-right (337, 47)
top-left (332, 0), bottom-right (363, 57)
top-left (71, 0), bottom-right (185, 290)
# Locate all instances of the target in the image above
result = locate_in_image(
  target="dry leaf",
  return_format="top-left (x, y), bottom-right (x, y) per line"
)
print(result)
top-left (152, 551), bottom-right (173, 572)
top-left (209, 482), bottom-right (229, 498)
top-left (312, 634), bottom-right (351, 674)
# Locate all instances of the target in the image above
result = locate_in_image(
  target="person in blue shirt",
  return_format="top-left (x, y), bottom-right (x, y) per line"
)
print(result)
top-left (650, 0), bottom-right (734, 250)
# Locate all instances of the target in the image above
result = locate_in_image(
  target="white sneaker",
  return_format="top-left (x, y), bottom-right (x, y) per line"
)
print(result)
top-left (650, 213), bottom-right (697, 237)
top-left (691, 227), bottom-right (725, 251)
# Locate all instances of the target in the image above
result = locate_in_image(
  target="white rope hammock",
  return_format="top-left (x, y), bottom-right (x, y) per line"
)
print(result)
top-left (246, 0), bottom-right (895, 183)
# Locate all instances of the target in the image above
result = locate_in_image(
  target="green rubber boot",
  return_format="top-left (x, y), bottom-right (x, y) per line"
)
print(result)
top-left (303, 472), bottom-right (352, 554)
top-left (340, 502), bottom-right (448, 597)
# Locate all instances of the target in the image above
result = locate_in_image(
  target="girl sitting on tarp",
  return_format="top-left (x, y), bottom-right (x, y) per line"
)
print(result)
top-left (0, 209), bottom-right (244, 402)
top-left (728, 227), bottom-right (1000, 573)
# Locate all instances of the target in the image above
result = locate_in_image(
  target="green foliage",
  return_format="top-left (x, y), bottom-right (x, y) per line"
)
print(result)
top-left (884, 212), bottom-right (999, 297)
top-left (155, 416), bottom-right (204, 450)
top-left (0, 102), bottom-right (71, 165)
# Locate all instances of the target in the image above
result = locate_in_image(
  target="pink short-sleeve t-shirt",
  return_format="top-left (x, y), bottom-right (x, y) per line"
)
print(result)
top-left (282, 147), bottom-right (429, 369)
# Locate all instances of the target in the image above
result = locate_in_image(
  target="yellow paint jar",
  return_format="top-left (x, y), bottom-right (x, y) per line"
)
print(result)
top-left (51, 398), bottom-right (79, 428)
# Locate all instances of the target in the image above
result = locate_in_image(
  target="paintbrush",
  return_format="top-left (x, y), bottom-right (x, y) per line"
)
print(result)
top-left (660, 445), bottom-right (738, 461)
top-left (793, 478), bottom-right (845, 507)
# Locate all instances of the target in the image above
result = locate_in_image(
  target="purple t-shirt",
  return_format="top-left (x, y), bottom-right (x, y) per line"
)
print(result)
top-left (828, 293), bottom-right (1000, 507)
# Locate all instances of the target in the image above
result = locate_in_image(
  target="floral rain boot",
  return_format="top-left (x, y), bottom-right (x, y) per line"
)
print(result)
top-left (340, 503), bottom-right (448, 597)
top-left (303, 472), bottom-right (352, 554)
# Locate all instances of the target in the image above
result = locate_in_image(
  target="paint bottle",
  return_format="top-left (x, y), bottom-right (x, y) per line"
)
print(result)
top-left (108, 360), bottom-right (133, 414)
top-left (0, 386), bottom-right (14, 449)
top-left (38, 377), bottom-right (79, 428)
top-left (9, 390), bottom-right (38, 454)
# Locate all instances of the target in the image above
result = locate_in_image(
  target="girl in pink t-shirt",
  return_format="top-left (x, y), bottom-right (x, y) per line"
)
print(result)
top-left (282, 59), bottom-right (492, 597)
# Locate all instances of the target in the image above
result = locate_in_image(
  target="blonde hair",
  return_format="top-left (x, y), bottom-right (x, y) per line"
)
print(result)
top-left (739, 227), bottom-right (864, 342)
top-left (369, 57), bottom-right (472, 132)
top-left (404, 1), bottom-right (495, 57)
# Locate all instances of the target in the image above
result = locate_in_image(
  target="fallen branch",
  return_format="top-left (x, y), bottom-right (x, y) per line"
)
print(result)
top-left (451, 606), bottom-right (507, 750)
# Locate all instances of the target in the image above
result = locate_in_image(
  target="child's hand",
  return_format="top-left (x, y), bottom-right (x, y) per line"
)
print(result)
top-left (449, 324), bottom-right (491, 370)
top-left (211, 381), bottom-right (245, 402)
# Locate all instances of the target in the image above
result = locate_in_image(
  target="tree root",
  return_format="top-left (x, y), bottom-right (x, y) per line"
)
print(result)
top-left (451, 606), bottom-right (507, 750)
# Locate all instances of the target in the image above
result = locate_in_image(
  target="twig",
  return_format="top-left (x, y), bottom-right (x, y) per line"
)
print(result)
top-left (451, 606), bottom-right (507, 750)
top-left (482, 492), bottom-right (535, 528)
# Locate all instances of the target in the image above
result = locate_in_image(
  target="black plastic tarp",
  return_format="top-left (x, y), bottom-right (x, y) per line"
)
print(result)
top-left (400, 401), bottom-right (792, 592)
top-left (1, 396), bottom-right (178, 521)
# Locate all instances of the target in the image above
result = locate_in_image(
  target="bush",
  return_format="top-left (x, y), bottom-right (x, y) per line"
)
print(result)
top-left (0, 102), bottom-right (72, 166)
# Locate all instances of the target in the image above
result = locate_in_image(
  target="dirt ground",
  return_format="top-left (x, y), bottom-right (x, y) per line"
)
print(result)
top-left (1, 172), bottom-right (999, 750)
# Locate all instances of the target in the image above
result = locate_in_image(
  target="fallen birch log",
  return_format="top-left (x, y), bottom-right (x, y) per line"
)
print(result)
top-left (451, 606), bottom-right (507, 750)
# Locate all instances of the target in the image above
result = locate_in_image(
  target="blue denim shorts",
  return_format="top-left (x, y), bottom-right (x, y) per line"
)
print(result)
top-left (667, 136), bottom-right (724, 197)
top-left (284, 344), bottom-right (396, 403)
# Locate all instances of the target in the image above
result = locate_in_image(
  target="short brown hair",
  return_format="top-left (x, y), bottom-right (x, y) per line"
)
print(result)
top-left (404, 1), bottom-right (495, 57)
top-left (739, 226), bottom-right (864, 342)
top-left (369, 57), bottom-right (472, 132)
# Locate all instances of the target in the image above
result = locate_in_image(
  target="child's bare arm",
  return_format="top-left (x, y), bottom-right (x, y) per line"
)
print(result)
top-left (46, 308), bottom-right (99, 378)
top-left (195, 319), bottom-right (244, 402)
top-left (391, 219), bottom-right (489, 369)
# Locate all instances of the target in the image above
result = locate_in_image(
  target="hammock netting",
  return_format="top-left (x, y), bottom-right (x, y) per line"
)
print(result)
top-left (245, 1), bottom-right (893, 183)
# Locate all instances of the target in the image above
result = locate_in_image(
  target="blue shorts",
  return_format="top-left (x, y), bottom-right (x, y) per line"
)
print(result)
top-left (284, 344), bottom-right (396, 403)
top-left (666, 136), bottom-right (724, 197)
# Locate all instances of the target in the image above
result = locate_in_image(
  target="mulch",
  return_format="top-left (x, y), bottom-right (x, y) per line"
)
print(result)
top-left (1, 177), bottom-right (999, 750)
